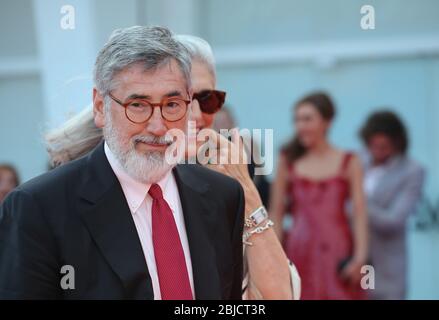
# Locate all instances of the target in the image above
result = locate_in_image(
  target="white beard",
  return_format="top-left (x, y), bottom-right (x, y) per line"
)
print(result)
top-left (103, 111), bottom-right (175, 184)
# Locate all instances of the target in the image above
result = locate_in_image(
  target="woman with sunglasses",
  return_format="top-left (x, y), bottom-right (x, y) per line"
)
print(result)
top-left (45, 34), bottom-right (300, 300)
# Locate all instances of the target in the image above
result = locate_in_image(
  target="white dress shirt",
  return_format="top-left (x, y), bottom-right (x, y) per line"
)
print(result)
top-left (363, 157), bottom-right (398, 197)
top-left (364, 165), bottom-right (386, 197)
top-left (104, 142), bottom-right (194, 299)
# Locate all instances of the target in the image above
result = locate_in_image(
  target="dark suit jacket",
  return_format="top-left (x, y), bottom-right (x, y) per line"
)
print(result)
top-left (0, 142), bottom-right (244, 299)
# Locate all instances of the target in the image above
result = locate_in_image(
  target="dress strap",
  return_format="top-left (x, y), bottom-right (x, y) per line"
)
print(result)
top-left (339, 152), bottom-right (353, 175)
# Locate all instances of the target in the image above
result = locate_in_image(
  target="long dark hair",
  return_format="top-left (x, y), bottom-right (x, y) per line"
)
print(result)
top-left (282, 91), bottom-right (336, 163)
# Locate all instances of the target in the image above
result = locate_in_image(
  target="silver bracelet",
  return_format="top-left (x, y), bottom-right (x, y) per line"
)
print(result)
top-left (244, 206), bottom-right (268, 229)
top-left (243, 219), bottom-right (274, 246)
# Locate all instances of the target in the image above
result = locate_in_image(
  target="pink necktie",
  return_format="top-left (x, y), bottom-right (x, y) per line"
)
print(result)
top-left (148, 183), bottom-right (193, 300)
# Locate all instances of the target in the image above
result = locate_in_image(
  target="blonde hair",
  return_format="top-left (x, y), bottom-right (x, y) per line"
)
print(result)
top-left (45, 107), bottom-right (102, 167)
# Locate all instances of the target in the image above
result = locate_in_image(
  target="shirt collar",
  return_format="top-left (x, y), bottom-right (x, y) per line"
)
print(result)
top-left (362, 149), bottom-right (404, 170)
top-left (104, 141), bottom-right (172, 214)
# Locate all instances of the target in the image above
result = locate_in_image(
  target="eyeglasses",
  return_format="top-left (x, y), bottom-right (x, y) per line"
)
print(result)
top-left (193, 90), bottom-right (226, 114)
top-left (108, 92), bottom-right (191, 123)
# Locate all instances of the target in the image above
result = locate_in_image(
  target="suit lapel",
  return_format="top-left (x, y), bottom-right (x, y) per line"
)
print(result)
top-left (173, 165), bottom-right (222, 299)
top-left (78, 142), bottom-right (153, 299)
top-left (77, 143), bottom-right (221, 299)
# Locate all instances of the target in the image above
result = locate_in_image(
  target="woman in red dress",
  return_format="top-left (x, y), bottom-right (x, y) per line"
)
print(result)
top-left (271, 92), bottom-right (368, 300)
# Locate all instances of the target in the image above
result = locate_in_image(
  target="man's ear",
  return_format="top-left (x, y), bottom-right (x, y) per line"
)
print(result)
top-left (93, 88), bottom-right (105, 128)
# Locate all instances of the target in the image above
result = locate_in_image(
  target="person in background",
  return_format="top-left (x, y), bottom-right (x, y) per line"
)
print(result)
top-left (359, 110), bottom-right (425, 300)
top-left (0, 164), bottom-right (19, 203)
top-left (270, 92), bottom-right (368, 300)
top-left (172, 35), bottom-right (298, 299)
top-left (44, 34), bottom-right (300, 300)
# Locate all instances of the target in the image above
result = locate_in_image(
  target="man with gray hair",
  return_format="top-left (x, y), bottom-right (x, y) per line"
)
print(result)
top-left (0, 26), bottom-right (244, 300)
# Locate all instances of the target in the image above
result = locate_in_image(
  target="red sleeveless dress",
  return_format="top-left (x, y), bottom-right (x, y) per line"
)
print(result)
top-left (284, 152), bottom-right (366, 300)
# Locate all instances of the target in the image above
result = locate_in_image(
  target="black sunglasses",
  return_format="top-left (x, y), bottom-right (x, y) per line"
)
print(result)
top-left (192, 90), bottom-right (226, 114)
